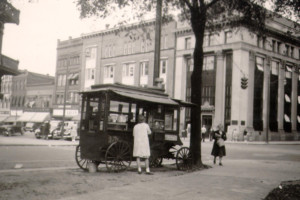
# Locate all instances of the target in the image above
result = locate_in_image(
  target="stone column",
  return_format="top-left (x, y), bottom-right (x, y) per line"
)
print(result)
top-left (247, 51), bottom-right (255, 130)
top-left (291, 65), bottom-right (298, 135)
top-left (277, 61), bottom-right (285, 133)
top-left (214, 51), bottom-right (225, 127)
top-left (262, 56), bottom-right (271, 141)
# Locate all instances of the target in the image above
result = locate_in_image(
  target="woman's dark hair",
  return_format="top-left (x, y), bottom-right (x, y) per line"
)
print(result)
top-left (138, 115), bottom-right (145, 123)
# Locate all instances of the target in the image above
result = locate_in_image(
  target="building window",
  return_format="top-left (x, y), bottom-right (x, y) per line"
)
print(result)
top-left (86, 68), bottom-right (95, 80)
top-left (160, 59), bottom-right (167, 75)
top-left (224, 31), bottom-right (232, 44)
top-left (140, 61), bottom-right (149, 86)
top-left (277, 42), bottom-right (282, 54)
top-left (208, 34), bottom-right (215, 46)
top-left (202, 86), bottom-right (215, 105)
top-left (122, 63), bottom-right (135, 85)
top-left (140, 61), bottom-right (148, 76)
top-left (253, 56), bottom-right (264, 131)
top-left (285, 44), bottom-right (290, 56)
top-left (269, 61), bottom-right (279, 131)
top-left (123, 63), bottom-right (134, 77)
top-left (290, 46), bottom-right (294, 58)
top-left (70, 56), bottom-right (80, 65)
top-left (203, 56), bottom-right (215, 71)
top-left (124, 42), bottom-right (134, 55)
top-left (257, 35), bottom-right (266, 49)
top-left (104, 65), bottom-right (114, 84)
top-left (185, 37), bottom-right (191, 49)
top-left (187, 57), bottom-right (193, 72)
top-left (272, 40), bottom-right (276, 52)
top-left (284, 64), bottom-right (293, 132)
top-left (68, 73), bottom-right (79, 85)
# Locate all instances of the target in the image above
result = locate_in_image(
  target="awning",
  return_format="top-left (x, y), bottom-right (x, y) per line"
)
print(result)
top-left (71, 73), bottom-right (79, 80)
top-left (0, 116), bottom-right (8, 122)
top-left (17, 112), bottom-right (36, 122)
top-left (172, 99), bottom-right (197, 107)
top-left (30, 113), bottom-right (50, 123)
top-left (111, 90), bottom-right (178, 106)
top-left (72, 114), bottom-right (81, 121)
top-left (4, 116), bottom-right (19, 122)
top-left (17, 112), bottom-right (50, 123)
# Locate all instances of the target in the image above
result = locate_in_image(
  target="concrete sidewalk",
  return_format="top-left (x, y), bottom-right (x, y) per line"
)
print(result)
top-left (60, 158), bottom-right (300, 200)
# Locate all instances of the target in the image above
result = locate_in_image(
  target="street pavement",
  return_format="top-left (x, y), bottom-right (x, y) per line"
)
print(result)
top-left (0, 131), bottom-right (78, 146)
top-left (0, 133), bottom-right (300, 200)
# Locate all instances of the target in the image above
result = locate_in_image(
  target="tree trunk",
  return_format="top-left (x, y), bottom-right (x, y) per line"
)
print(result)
top-left (189, 8), bottom-right (207, 166)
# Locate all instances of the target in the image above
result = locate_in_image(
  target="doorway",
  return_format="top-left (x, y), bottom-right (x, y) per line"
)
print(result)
top-left (202, 115), bottom-right (212, 140)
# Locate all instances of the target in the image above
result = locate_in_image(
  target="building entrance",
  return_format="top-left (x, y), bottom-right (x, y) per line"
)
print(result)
top-left (202, 115), bottom-right (212, 140)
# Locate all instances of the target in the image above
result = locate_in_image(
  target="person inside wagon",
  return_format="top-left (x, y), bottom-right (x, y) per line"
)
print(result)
top-left (133, 115), bottom-right (153, 175)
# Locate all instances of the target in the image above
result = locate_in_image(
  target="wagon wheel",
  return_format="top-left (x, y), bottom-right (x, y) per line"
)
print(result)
top-left (105, 141), bottom-right (132, 172)
top-left (75, 145), bottom-right (89, 171)
top-left (149, 155), bottom-right (163, 168)
top-left (176, 147), bottom-right (193, 171)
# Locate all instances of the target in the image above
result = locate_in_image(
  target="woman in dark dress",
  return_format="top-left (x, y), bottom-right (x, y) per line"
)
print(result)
top-left (211, 124), bottom-right (227, 166)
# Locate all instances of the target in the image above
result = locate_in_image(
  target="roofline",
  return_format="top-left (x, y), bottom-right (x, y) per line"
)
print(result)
top-left (81, 19), bottom-right (156, 39)
top-left (81, 83), bottom-right (167, 96)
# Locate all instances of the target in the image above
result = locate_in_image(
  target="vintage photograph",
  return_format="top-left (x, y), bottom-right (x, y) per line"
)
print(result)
top-left (0, 0), bottom-right (299, 199)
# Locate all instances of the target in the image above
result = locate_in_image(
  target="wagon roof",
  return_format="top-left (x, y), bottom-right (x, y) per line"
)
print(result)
top-left (81, 83), bottom-right (179, 106)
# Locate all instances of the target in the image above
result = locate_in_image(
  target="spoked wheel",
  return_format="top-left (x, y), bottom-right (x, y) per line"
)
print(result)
top-left (176, 147), bottom-right (193, 171)
top-left (149, 155), bottom-right (163, 168)
top-left (75, 145), bottom-right (89, 171)
top-left (105, 141), bottom-right (132, 172)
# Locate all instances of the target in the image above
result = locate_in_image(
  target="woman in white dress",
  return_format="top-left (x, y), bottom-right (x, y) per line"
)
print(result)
top-left (133, 115), bottom-right (152, 174)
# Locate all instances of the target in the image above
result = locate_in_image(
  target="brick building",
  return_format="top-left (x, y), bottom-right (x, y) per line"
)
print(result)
top-left (53, 37), bottom-right (82, 120)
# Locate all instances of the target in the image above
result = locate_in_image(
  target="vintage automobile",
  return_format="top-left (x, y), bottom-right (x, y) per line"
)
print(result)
top-left (24, 122), bottom-right (41, 132)
top-left (0, 122), bottom-right (24, 136)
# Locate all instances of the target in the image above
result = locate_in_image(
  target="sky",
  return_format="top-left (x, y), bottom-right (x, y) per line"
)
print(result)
top-left (2, 0), bottom-right (107, 76)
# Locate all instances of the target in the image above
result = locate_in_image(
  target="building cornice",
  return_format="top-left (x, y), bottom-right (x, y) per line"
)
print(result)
top-left (81, 19), bottom-right (156, 39)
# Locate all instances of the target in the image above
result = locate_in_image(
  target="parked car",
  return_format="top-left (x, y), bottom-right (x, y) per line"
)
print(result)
top-left (50, 127), bottom-right (67, 140)
top-left (24, 122), bottom-right (41, 132)
top-left (48, 120), bottom-right (78, 140)
top-left (0, 122), bottom-right (24, 136)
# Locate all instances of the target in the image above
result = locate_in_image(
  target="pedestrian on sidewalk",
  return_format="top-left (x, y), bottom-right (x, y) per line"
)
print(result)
top-left (211, 124), bottom-right (227, 166)
top-left (43, 121), bottom-right (50, 140)
top-left (133, 115), bottom-right (152, 175)
top-left (201, 125), bottom-right (207, 142)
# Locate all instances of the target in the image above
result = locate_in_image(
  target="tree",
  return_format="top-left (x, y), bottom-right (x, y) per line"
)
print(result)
top-left (76, 0), bottom-right (299, 166)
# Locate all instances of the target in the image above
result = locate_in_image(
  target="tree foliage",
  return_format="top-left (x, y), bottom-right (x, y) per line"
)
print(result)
top-left (76, 0), bottom-right (299, 166)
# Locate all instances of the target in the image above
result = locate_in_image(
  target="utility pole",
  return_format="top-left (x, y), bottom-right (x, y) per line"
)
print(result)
top-left (61, 64), bottom-right (69, 138)
top-left (153, 0), bottom-right (162, 86)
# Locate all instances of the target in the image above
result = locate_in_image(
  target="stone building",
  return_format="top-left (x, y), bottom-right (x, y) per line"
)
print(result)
top-left (55, 15), bottom-right (299, 141)
top-left (174, 16), bottom-right (300, 141)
